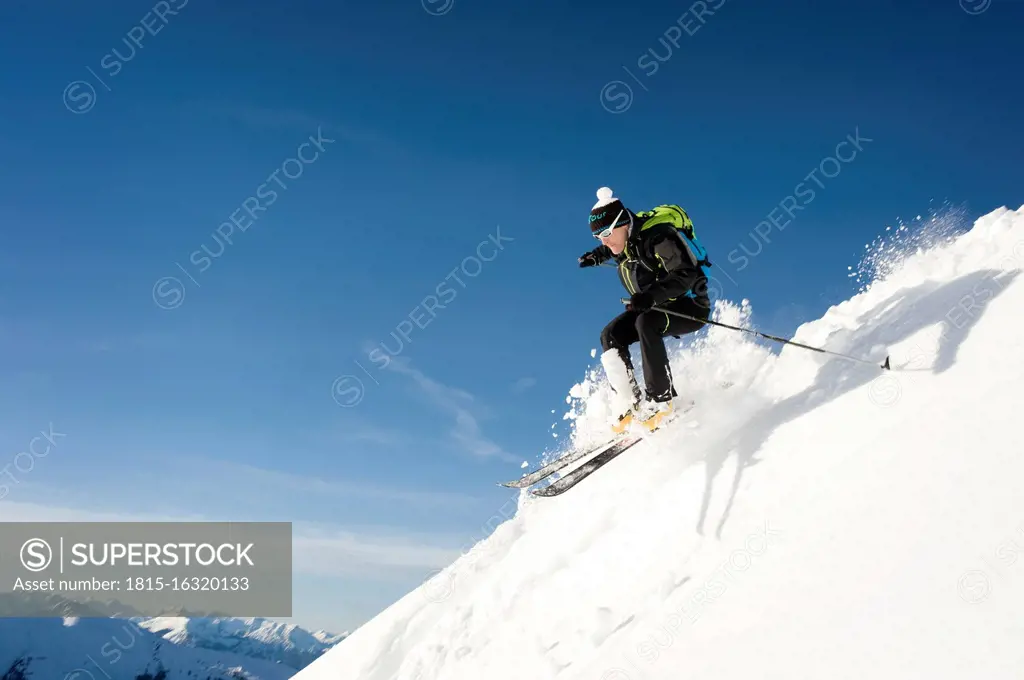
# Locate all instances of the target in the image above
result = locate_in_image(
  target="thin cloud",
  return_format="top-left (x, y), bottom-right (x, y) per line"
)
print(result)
top-left (169, 456), bottom-right (480, 510)
top-left (512, 377), bottom-right (537, 394)
top-left (0, 499), bottom-right (461, 578)
top-left (386, 358), bottom-right (518, 464)
top-left (324, 423), bottom-right (409, 449)
top-left (192, 102), bottom-right (401, 151)
top-left (293, 531), bottom-right (459, 576)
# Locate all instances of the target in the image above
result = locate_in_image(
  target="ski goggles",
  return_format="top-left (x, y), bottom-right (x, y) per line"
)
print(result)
top-left (593, 210), bottom-right (626, 239)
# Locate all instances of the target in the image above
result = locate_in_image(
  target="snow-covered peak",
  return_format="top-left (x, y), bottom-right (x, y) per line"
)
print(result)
top-left (312, 628), bottom-right (349, 646)
top-left (137, 616), bottom-right (347, 671)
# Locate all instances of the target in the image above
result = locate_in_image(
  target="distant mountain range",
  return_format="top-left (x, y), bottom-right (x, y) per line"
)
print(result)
top-left (0, 593), bottom-right (349, 678)
top-left (0, 617), bottom-right (296, 680)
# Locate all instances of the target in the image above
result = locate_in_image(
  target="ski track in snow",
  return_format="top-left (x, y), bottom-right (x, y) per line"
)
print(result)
top-left (297, 205), bottom-right (1024, 680)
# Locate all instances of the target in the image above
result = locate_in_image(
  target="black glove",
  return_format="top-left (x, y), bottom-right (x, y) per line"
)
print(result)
top-left (628, 291), bottom-right (655, 312)
top-left (578, 251), bottom-right (599, 268)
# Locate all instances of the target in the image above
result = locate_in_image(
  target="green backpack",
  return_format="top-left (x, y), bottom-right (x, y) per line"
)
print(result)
top-left (636, 205), bottom-right (712, 274)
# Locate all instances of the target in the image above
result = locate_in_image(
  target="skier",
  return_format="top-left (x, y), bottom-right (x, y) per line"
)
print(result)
top-left (578, 187), bottom-right (713, 434)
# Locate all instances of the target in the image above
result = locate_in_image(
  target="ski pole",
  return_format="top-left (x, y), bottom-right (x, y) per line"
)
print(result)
top-left (621, 298), bottom-right (890, 370)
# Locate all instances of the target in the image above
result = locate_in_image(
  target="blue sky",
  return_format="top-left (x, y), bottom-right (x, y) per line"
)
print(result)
top-left (0, 0), bottom-right (1022, 632)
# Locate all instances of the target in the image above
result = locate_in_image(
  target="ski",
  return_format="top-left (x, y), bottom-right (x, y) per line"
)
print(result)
top-left (530, 434), bottom-right (644, 497)
top-left (500, 436), bottom-right (624, 489)
top-left (505, 401), bottom-right (695, 496)
top-left (528, 404), bottom-right (694, 497)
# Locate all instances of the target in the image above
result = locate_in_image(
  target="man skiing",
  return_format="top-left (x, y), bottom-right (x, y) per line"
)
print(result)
top-left (578, 187), bottom-right (712, 434)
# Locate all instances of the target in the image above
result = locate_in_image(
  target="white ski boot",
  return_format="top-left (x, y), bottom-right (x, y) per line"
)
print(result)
top-left (600, 348), bottom-right (643, 434)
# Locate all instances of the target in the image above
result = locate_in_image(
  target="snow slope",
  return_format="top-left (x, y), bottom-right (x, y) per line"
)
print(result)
top-left (0, 617), bottom-right (295, 679)
top-left (137, 616), bottom-right (346, 671)
top-left (296, 204), bottom-right (1024, 680)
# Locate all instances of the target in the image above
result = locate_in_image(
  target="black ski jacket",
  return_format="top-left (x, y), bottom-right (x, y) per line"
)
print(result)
top-left (584, 210), bottom-right (709, 309)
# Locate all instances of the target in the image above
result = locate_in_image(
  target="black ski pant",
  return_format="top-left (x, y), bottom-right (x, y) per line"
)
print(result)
top-left (600, 296), bottom-right (710, 403)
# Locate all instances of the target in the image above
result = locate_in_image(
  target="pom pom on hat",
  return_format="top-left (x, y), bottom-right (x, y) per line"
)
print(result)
top-left (592, 186), bottom-right (617, 210)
